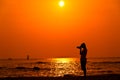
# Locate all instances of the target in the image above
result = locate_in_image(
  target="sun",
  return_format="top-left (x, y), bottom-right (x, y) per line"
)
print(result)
top-left (59, 0), bottom-right (64, 7)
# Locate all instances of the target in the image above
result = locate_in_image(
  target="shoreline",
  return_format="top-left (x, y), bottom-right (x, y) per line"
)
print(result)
top-left (0, 74), bottom-right (120, 80)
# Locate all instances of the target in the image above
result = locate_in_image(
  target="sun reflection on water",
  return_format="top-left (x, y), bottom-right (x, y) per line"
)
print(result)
top-left (51, 58), bottom-right (77, 63)
top-left (49, 58), bottom-right (79, 77)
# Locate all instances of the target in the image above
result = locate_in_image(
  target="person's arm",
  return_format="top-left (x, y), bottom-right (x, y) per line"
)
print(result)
top-left (76, 46), bottom-right (80, 49)
top-left (77, 45), bottom-right (82, 49)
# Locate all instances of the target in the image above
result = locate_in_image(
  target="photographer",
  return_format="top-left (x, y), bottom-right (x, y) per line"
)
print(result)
top-left (77, 43), bottom-right (87, 77)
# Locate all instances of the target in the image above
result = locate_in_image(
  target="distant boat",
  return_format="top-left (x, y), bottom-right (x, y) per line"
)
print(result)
top-left (27, 55), bottom-right (29, 60)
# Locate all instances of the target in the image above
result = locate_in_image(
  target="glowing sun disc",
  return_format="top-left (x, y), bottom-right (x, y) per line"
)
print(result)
top-left (59, 1), bottom-right (64, 7)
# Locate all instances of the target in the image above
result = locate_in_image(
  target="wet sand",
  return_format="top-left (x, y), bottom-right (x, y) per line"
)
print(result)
top-left (0, 74), bottom-right (120, 80)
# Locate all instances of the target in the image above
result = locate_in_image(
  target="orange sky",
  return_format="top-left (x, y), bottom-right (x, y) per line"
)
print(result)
top-left (0, 0), bottom-right (120, 58)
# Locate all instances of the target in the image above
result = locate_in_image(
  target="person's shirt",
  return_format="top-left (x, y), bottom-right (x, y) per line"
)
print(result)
top-left (80, 48), bottom-right (87, 59)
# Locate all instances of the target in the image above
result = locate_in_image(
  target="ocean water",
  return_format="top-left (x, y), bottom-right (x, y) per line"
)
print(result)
top-left (0, 57), bottom-right (120, 78)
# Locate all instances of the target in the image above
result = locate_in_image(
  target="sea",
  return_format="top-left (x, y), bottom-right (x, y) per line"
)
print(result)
top-left (0, 57), bottom-right (120, 78)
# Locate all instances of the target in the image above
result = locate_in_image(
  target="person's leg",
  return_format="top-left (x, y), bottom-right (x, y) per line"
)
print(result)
top-left (83, 61), bottom-right (86, 78)
top-left (84, 68), bottom-right (86, 77)
top-left (81, 59), bottom-right (87, 77)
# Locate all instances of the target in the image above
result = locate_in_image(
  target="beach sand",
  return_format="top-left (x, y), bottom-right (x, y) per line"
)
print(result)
top-left (0, 74), bottom-right (119, 80)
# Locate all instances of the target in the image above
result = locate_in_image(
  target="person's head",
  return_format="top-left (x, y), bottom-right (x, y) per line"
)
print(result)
top-left (81, 43), bottom-right (86, 49)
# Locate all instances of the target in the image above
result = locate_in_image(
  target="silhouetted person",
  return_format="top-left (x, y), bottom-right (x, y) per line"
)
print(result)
top-left (27, 55), bottom-right (29, 60)
top-left (77, 43), bottom-right (87, 78)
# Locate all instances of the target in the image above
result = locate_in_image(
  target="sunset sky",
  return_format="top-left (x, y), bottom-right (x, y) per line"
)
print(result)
top-left (0, 0), bottom-right (120, 58)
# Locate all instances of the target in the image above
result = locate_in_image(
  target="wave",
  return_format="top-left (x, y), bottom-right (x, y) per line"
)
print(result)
top-left (90, 68), bottom-right (102, 70)
top-left (98, 70), bottom-right (113, 73)
top-left (0, 67), bottom-right (5, 69)
top-left (15, 67), bottom-right (28, 69)
top-left (0, 67), bottom-right (2, 69)
top-left (15, 67), bottom-right (41, 70)
top-left (35, 61), bottom-right (49, 64)
top-left (91, 61), bottom-right (120, 64)
top-left (15, 67), bottom-right (51, 71)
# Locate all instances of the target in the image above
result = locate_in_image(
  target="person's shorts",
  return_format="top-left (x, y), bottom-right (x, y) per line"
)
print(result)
top-left (80, 58), bottom-right (87, 70)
